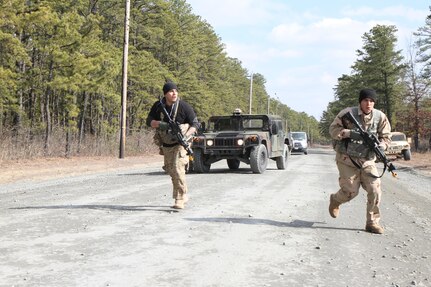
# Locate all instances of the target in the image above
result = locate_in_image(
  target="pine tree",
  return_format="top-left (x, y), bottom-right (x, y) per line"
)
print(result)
top-left (352, 25), bottom-right (405, 126)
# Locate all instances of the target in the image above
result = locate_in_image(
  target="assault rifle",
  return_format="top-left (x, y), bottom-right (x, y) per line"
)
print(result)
top-left (159, 100), bottom-right (194, 156)
top-left (341, 111), bottom-right (397, 178)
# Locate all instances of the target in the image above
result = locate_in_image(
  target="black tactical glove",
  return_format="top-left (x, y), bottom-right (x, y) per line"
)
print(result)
top-left (158, 121), bottom-right (169, 131)
top-left (350, 130), bottom-right (362, 140)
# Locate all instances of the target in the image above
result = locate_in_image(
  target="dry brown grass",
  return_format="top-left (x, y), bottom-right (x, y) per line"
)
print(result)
top-left (392, 151), bottom-right (431, 176)
top-left (0, 128), bottom-right (158, 161)
top-left (0, 128), bottom-right (163, 184)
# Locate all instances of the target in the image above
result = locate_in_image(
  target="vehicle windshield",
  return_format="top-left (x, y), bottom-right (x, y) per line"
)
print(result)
top-left (291, 133), bottom-right (306, 140)
top-left (208, 118), bottom-right (239, 131)
top-left (391, 134), bottom-right (406, 141)
top-left (207, 117), bottom-right (266, 131)
top-left (243, 119), bottom-right (264, 129)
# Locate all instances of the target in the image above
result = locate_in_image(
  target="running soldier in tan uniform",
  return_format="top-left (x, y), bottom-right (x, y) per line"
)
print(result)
top-left (146, 82), bottom-right (199, 209)
top-left (329, 88), bottom-right (391, 234)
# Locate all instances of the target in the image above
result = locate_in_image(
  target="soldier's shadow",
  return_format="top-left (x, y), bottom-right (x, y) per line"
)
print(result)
top-left (185, 217), bottom-right (362, 232)
top-left (202, 168), bottom-right (253, 174)
top-left (11, 204), bottom-right (179, 213)
top-left (119, 171), bottom-right (166, 176)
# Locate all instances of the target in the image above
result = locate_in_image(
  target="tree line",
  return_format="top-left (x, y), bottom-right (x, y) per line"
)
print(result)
top-left (0, 0), bottom-right (320, 160)
top-left (320, 16), bottom-right (431, 151)
top-left (2, 1), bottom-right (430, 161)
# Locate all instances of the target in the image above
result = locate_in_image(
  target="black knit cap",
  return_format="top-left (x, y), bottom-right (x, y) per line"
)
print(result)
top-left (358, 88), bottom-right (377, 103)
top-left (163, 82), bottom-right (177, 94)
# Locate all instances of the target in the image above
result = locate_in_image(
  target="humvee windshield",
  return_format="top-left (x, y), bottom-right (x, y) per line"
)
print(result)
top-left (391, 133), bottom-right (406, 141)
top-left (207, 117), bottom-right (266, 132)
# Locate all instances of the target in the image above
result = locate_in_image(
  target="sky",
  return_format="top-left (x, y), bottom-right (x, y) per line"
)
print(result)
top-left (185, 0), bottom-right (430, 120)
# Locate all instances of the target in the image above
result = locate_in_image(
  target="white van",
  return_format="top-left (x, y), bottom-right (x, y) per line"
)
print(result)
top-left (290, 131), bottom-right (308, 155)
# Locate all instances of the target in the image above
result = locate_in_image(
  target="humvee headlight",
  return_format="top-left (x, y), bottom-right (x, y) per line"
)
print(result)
top-left (207, 139), bottom-right (214, 146)
top-left (237, 139), bottom-right (244, 146)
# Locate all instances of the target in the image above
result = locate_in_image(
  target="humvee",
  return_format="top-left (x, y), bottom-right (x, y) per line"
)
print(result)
top-left (385, 131), bottom-right (411, 160)
top-left (190, 109), bottom-right (292, 174)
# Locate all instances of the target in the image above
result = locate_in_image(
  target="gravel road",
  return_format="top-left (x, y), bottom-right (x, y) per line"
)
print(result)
top-left (1, 148), bottom-right (430, 287)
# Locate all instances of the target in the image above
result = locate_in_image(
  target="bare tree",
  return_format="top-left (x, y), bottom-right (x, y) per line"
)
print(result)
top-left (402, 39), bottom-right (431, 150)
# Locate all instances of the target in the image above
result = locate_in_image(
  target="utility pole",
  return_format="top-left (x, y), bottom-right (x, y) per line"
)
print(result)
top-left (248, 72), bottom-right (253, 114)
top-left (119, 0), bottom-right (130, 159)
top-left (267, 96), bottom-right (270, 114)
top-left (275, 93), bottom-right (279, 115)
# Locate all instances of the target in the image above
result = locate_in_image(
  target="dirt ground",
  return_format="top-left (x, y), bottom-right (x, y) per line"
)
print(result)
top-left (388, 151), bottom-right (431, 177)
top-left (0, 150), bottom-right (430, 184)
top-left (0, 154), bottom-right (164, 184)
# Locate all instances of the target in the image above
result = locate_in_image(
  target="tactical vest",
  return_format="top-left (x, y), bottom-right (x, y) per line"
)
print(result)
top-left (335, 107), bottom-right (382, 159)
top-left (156, 99), bottom-right (190, 145)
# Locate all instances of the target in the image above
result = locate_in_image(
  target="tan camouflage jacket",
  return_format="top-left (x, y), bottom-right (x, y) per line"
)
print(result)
top-left (329, 106), bottom-right (391, 168)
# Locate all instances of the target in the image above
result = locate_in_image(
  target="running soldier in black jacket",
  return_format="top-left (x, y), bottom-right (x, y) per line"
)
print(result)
top-left (146, 82), bottom-right (199, 209)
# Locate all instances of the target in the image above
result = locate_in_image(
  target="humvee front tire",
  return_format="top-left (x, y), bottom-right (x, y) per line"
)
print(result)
top-left (250, 144), bottom-right (268, 174)
top-left (227, 159), bottom-right (240, 170)
top-left (402, 149), bottom-right (411, 161)
top-left (193, 149), bottom-right (211, 173)
top-left (276, 144), bottom-right (289, 170)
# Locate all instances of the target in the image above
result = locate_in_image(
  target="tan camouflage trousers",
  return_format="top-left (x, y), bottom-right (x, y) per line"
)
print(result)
top-left (333, 160), bottom-right (382, 225)
top-left (162, 145), bottom-right (189, 200)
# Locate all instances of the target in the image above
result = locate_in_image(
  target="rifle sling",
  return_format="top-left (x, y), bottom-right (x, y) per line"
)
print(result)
top-left (347, 154), bottom-right (385, 178)
top-left (172, 98), bottom-right (179, 121)
top-left (159, 97), bottom-right (180, 122)
top-left (345, 140), bottom-right (385, 178)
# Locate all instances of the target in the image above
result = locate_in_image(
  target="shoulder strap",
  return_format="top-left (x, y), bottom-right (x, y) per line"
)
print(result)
top-left (371, 109), bottom-right (382, 132)
top-left (172, 98), bottom-right (180, 121)
top-left (351, 106), bottom-right (359, 115)
top-left (158, 98), bottom-right (180, 122)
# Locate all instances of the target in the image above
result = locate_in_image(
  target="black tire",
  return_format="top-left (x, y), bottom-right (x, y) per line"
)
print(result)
top-left (227, 159), bottom-right (240, 170)
top-left (304, 149), bottom-right (308, 155)
top-left (250, 144), bottom-right (268, 174)
top-left (402, 149), bottom-right (411, 161)
top-left (193, 149), bottom-right (211, 173)
top-left (276, 144), bottom-right (288, 170)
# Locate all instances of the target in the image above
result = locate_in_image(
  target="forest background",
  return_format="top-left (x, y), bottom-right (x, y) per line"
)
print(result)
top-left (1, 0), bottom-right (430, 161)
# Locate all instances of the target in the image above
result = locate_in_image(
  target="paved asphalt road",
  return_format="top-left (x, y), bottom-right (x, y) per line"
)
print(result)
top-left (1, 148), bottom-right (430, 287)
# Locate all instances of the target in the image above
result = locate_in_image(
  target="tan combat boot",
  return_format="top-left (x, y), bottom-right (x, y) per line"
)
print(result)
top-left (172, 199), bottom-right (184, 209)
top-left (183, 194), bottom-right (189, 204)
top-left (172, 194), bottom-right (189, 209)
top-left (365, 223), bottom-right (384, 234)
top-left (329, 194), bottom-right (340, 218)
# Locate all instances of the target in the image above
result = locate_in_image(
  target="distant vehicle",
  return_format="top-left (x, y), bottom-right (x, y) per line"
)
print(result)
top-left (290, 131), bottom-right (308, 155)
top-left (385, 131), bottom-right (411, 161)
top-left (190, 109), bottom-right (292, 174)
